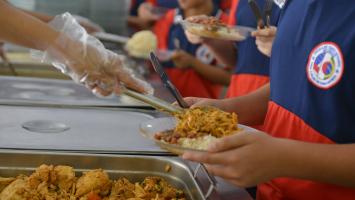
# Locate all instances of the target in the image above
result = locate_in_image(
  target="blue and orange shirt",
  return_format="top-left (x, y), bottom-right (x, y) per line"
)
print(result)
top-left (259, 0), bottom-right (355, 199)
top-left (153, 7), bottom-right (229, 98)
top-left (226, 0), bottom-right (280, 98)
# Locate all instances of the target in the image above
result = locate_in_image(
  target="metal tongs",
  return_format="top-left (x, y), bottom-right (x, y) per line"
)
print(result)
top-left (0, 50), bottom-right (17, 76)
top-left (122, 89), bottom-right (182, 114)
top-left (150, 52), bottom-right (189, 109)
top-left (120, 52), bottom-right (189, 114)
top-left (248, 0), bottom-right (273, 28)
top-left (150, 51), bottom-right (218, 196)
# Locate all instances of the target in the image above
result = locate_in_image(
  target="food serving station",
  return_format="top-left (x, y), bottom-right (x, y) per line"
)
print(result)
top-left (0, 48), bottom-right (252, 200)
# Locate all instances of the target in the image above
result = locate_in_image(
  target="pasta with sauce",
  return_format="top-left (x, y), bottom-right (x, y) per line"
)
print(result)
top-left (155, 107), bottom-right (239, 150)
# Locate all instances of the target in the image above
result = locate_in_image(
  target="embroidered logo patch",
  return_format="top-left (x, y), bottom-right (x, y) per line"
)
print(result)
top-left (196, 45), bottom-right (214, 64)
top-left (307, 42), bottom-right (344, 89)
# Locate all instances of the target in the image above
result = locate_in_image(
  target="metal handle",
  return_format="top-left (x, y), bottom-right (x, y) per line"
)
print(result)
top-left (193, 163), bottom-right (217, 199)
top-left (263, 0), bottom-right (273, 27)
top-left (248, 0), bottom-right (265, 29)
top-left (150, 52), bottom-right (189, 109)
top-left (122, 88), bottom-right (182, 114)
top-left (165, 81), bottom-right (189, 108)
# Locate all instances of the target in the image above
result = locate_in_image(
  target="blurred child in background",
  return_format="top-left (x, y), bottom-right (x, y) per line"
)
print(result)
top-left (186, 0), bottom-right (280, 99)
top-left (153, 0), bottom-right (232, 98)
top-left (129, 0), bottom-right (232, 31)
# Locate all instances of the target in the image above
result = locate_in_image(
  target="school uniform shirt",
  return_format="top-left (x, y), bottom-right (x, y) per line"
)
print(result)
top-left (226, 0), bottom-right (280, 98)
top-left (153, 7), bottom-right (229, 98)
top-left (259, 0), bottom-right (355, 199)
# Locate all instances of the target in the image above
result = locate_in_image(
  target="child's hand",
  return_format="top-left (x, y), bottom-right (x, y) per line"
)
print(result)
top-left (171, 50), bottom-right (196, 69)
top-left (183, 131), bottom-right (286, 187)
top-left (251, 26), bottom-right (277, 57)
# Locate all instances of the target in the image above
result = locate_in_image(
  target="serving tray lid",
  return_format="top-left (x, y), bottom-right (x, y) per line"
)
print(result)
top-left (0, 105), bottom-right (170, 155)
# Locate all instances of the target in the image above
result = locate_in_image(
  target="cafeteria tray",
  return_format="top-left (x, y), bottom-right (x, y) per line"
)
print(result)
top-left (0, 105), bottom-right (169, 155)
top-left (0, 150), bottom-right (213, 200)
top-left (0, 76), bottom-right (150, 107)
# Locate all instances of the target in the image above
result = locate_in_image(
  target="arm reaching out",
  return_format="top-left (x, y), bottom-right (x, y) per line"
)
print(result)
top-left (0, 1), bottom-right (153, 96)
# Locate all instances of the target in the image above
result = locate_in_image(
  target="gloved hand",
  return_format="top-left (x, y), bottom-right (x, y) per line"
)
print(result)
top-left (73, 15), bottom-right (104, 34)
top-left (32, 12), bottom-right (153, 96)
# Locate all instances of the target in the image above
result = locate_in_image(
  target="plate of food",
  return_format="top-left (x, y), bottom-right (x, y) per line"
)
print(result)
top-left (180, 15), bottom-right (255, 41)
top-left (140, 107), bottom-right (256, 155)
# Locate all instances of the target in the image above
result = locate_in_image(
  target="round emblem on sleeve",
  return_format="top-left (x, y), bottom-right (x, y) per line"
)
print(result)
top-left (307, 42), bottom-right (344, 89)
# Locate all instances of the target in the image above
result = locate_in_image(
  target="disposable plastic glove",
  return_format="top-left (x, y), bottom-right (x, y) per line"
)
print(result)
top-left (32, 12), bottom-right (153, 96)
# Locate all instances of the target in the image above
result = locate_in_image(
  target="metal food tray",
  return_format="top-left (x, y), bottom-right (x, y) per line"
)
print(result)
top-left (0, 105), bottom-right (169, 155)
top-left (0, 150), bottom-right (214, 200)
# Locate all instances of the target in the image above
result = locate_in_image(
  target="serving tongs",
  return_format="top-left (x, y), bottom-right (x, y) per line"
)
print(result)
top-left (119, 53), bottom-right (187, 114)
top-left (264, 0), bottom-right (273, 27)
top-left (122, 89), bottom-right (182, 114)
top-left (149, 52), bottom-right (218, 193)
top-left (248, 0), bottom-right (265, 29)
top-left (150, 52), bottom-right (189, 108)
top-left (248, 0), bottom-right (274, 29)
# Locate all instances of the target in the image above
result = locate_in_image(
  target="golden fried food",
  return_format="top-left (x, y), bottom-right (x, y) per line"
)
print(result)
top-left (0, 165), bottom-right (185, 200)
top-left (75, 169), bottom-right (111, 197)
top-left (0, 176), bottom-right (32, 200)
top-left (155, 107), bottom-right (239, 150)
top-left (53, 165), bottom-right (76, 192)
top-left (0, 177), bottom-right (15, 193)
top-left (26, 164), bottom-right (76, 200)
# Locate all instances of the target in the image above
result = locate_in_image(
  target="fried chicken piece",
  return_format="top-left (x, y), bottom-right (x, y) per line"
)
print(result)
top-left (53, 165), bottom-right (76, 192)
top-left (0, 176), bottom-right (37, 200)
top-left (0, 177), bottom-right (16, 193)
top-left (28, 164), bottom-right (56, 189)
top-left (28, 164), bottom-right (75, 193)
top-left (75, 169), bottom-right (111, 197)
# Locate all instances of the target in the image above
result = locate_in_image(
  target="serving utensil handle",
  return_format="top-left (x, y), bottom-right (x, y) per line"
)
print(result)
top-left (193, 163), bottom-right (218, 199)
top-left (122, 88), bottom-right (182, 114)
